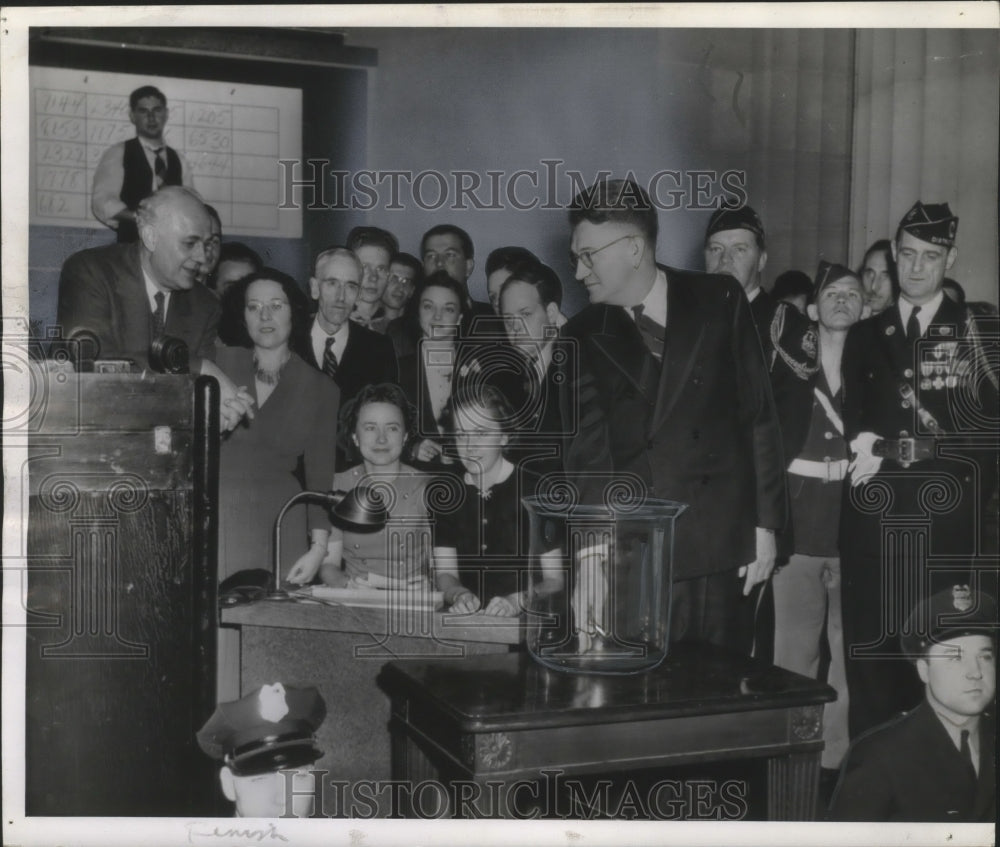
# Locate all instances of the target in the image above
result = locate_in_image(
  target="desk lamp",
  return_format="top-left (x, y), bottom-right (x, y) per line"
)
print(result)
top-left (268, 486), bottom-right (388, 600)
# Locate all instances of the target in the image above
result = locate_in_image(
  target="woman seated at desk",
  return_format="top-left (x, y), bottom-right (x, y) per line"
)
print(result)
top-left (288, 382), bottom-right (433, 590)
top-left (432, 384), bottom-right (563, 615)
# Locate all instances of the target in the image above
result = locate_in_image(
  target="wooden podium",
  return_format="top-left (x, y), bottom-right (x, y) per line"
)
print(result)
top-left (24, 368), bottom-right (223, 816)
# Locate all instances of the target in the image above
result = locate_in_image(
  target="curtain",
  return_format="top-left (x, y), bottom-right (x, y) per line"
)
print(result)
top-left (850, 29), bottom-right (999, 304)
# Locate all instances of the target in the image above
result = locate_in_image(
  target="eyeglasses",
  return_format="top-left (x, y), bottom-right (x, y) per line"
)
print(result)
top-left (569, 235), bottom-right (634, 270)
top-left (387, 273), bottom-right (414, 288)
top-left (246, 299), bottom-right (288, 316)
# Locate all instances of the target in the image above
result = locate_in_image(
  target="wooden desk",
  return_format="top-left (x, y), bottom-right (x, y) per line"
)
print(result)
top-left (220, 599), bottom-right (520, 816)
top-left (381, 643), bottom-right (836, 820)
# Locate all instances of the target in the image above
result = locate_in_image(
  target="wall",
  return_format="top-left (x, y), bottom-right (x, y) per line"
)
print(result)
top-left (850, 29), bottom-right (999, 304)
top-left (349, 27), bottom-right (856, 315)
top-left (27, 30), bottom-right (369, 339)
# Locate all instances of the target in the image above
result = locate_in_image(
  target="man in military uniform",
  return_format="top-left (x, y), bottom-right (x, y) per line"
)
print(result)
top-left (840, 202), bottom-right (999, 739)
top-left (197, 682), bottom-right (326, 817)
top-left (829, 585), bottom-right (996, 821)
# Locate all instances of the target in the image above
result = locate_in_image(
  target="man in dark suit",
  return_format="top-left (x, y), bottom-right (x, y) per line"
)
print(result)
top-left (305, 246), bottom-right (398, 408)
top-left (703, 204), bottom-right (819, 660)
top-left (559, 178), bottom-right (786, 652)
top-left (91, 86), bottom-right (192, 243)
top-left (829, 585), bottom-right (996, 822)
top-left (840, 201), bottom-right (1000, 738)
top-left (57, 185), bottom-right (251, 430)
top-left (59, 185), bottom-right (220, 369)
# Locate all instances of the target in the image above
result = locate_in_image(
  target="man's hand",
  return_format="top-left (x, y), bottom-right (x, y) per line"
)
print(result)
top-left (739, 527), bottom-right (776, 595)
top-left (848, 431), bottom-right (883, 487)
top-left (201, 360), bottom-right (255, 432)
top-left (220, 387), bottom-right (255, 432)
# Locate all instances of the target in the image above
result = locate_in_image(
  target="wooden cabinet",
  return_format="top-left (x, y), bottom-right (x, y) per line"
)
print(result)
top-left (24, 369), bottom-right (222, 816)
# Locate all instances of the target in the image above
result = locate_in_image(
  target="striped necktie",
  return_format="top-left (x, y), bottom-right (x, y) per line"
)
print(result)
top-left (153, 147), bottom-right (166, 188)
top-left (322, 335), bottom-right (339, 379)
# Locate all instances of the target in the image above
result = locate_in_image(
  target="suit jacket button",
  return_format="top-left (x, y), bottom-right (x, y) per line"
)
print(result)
top-left (904, 368), bottom-right (914, 378)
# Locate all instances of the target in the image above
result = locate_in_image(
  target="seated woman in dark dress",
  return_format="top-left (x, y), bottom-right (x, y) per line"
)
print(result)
top-left (432, 384), bottom-right (563, 615)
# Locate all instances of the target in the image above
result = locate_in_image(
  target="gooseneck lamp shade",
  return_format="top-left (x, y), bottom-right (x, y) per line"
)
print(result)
top-left (269, 487), bottom-right (389, 597)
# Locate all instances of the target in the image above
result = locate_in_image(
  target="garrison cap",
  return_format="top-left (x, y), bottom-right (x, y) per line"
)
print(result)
top-left (706, 205), bottom-right (766, 247)
top-left (197, 682), bottom-right (326, 775)
top-left (898, 201), bottom-right (959, 248)
top-left (901, 585), bottom-right (997, 657)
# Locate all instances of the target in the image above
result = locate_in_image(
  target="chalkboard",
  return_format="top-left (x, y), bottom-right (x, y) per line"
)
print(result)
top-left (30, 66), bottom-right (302, 238)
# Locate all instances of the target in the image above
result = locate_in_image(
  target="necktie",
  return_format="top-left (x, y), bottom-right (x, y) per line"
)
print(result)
top-left (959, 730), bottom-right (978, 782)
top-left (322, 336), bottom-right (339, 380)
top-left (151, 291), bottom-right (165, 338)
top-left (153, 147), bottom-right (166, 188)
top-left (906, 305), bottom-right (922, 339)
top-left (631, 304), bottom-right (665, 361)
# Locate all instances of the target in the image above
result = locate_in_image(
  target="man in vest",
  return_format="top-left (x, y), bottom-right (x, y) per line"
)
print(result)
top-left (91, 85), bottom-right (193, 243)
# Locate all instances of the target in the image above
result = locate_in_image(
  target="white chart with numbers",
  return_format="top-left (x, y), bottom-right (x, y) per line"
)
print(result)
top-left (30, 67), bottom-right (302, 238)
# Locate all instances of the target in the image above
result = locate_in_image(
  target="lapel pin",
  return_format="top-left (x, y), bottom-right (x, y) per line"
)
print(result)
top-left (885, 325), bottom-right (895, 336)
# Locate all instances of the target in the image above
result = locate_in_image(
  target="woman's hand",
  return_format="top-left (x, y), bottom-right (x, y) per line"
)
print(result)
top-left (448, 590), bottom-right (481, 614)
top-left (286, 545), bottom-right (325, 585)
top-left (413, 438), bottom-right (443, 464)
top-left (482, 593), bottom-right (521, 617)
top-left (319, 566), bottom-right (350, 588)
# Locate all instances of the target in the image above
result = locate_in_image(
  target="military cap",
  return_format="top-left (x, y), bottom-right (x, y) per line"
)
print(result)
top-left (901, 585), bottom-right (997, 657)
top-left (812, 260), bottom-right (860, 301)
top-left (898, 201), bottom-right (959, 248)
top-left (706, 205), bottom-right (766, 247)
top-left (197, 682), bottom-right (326, 775)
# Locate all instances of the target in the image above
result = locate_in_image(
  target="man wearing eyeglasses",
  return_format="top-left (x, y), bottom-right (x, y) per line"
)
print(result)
top-left (371, 251), bottom-right (420, 334)
top-left (305, 246), bottom-right (397, 462)
top-left (559, 178), bottom-right (785, 653)
top-left (91, 85), bottom-right (194, 243)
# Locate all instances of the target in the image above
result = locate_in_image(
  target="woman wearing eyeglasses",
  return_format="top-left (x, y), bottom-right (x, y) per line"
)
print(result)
top-left (215, 268), bottom-right (340, 586)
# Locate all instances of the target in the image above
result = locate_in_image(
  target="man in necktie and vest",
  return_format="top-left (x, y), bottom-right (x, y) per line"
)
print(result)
top-left (91, 85), bottom-right (194, 243)
top-left (829, 585), bottom-right (996, 822)
top-left (839, 201), bottom-right (1000, 740)
top-left (558, 178), bottom-right (786, 654)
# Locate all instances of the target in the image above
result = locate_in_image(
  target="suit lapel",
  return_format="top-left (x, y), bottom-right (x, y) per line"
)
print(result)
top-left (339, 322), bottom-right (357, 371)
top-left (589, 306), bottom-right (652, 399)
top-left (120, 243), bottom-right (152, 356)
top-left (652, 272), bottom-right (705, 432)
